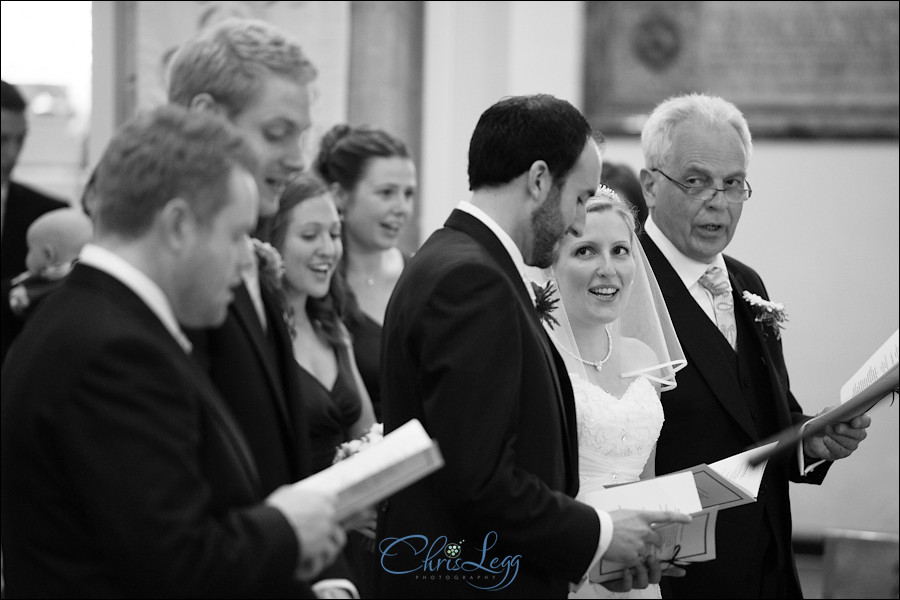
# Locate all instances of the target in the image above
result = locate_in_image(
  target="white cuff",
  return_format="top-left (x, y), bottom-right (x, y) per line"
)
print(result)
top-left (797, 420), bottom-right (827, 475)
top-left (312, 578), bottom-right (360, 599)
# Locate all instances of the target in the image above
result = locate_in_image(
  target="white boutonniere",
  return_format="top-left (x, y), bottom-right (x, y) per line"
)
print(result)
top-left (250, 238), bottom-right (285, 292)
top-left (742, 291), bottom-right (788, 339)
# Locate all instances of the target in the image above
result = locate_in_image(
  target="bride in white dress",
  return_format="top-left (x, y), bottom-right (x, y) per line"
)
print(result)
top-left (536, 186), bottom-right (686, 599)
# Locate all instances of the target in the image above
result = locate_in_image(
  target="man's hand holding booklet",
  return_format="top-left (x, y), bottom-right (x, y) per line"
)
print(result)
top-left (749, 329), bottom-right (897, 466)
top-left (583, 444), bottom-right (773, 583)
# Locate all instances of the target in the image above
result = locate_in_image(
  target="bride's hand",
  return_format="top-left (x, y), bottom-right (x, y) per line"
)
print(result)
top-left (604, 509), bottom-right (692, 564)
top-left (659, 550), bottom-right (688, 579)
top-left (601, 563), bottom-right (642, 593)
top-left (602, 554), bottom-right (684, 593)
top-left (602, 559), bottom-right (654, 593)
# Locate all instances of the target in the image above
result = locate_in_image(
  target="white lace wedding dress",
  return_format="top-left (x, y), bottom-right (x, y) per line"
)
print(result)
top-left (568, 374), bottom-right (665, 600)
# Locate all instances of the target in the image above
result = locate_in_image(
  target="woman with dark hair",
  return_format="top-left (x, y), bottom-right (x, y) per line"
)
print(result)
top-left (264, 171), bottom-right (376, 473)
top-left (314, 124), bottom-right (417, 421)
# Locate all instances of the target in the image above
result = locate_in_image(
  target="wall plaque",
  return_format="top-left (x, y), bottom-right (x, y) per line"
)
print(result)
top-left (584, 1), bottom-right (899, 138)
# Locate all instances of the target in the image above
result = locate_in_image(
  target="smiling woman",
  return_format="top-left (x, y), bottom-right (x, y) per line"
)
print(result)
top-left (313, 123), bottom-right (418, 422)
top-left (539, 185), bottom-right (686, 599)
top-left (261, 169), bottom-right (377, 593)
top-left (262, 171), bottom-right (376, 474)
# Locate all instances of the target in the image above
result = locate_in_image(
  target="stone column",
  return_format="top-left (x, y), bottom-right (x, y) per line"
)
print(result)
top-left (349, 1), bottom-right (425, 251)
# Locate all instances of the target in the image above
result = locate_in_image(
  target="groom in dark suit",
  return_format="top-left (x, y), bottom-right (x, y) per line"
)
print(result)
top-left (1, 106), bottom-right (344, 597)
top-left (377, 94), bottom-right (690, 599)
top-left (638, 93), bottom-right (870, 598)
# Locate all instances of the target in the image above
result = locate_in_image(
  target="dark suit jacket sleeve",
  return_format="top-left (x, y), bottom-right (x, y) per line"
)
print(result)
top-left (58, 334), bottom-right (300, 596)
top-left (415, 262), bottom-right (600, 580)
top-left (733, 260), bottom-right (830, 485)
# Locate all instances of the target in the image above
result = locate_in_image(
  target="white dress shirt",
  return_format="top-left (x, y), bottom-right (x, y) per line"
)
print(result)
top-left (644, 215), bottom-right (728, 327)
top-left (79, 243), bottom-right (192, 354)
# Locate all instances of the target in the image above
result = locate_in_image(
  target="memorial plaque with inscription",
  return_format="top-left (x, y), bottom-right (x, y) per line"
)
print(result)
top-left (584, 1), bottom-right (899, 138)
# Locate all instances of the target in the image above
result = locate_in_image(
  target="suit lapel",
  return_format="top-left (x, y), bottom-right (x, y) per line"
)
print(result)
top-left (641, 235), bottom-right (758, 440)
top-left (445, 210), bottom-right (576, 470)
top-left (180, 352), bottom-right (264, 493)
top-left (727, 261), bottom-right (793, 431)
top-left (230, 282), bottom-right (294, 431)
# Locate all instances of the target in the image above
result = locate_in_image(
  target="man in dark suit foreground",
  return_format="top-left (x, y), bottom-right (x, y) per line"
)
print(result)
top-left (376, 94), bottom-right (690, 599)
top-left (1, 106), bottom-right (344, 597)
top-left (0, 79), bottom-right (69, 365)
top-left (638, 93), bottom-right (870, 599)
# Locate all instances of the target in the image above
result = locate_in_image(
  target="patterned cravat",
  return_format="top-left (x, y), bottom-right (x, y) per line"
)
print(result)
top-left (698, 265), bottom-right (737, 350)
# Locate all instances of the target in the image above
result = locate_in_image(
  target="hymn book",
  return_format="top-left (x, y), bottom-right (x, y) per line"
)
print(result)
top-left (839, 329), bottom-right (899, 406)
top-left (749, 329), bottom-right (899, 466)
top-left (584, 471), bottom-right (713, 582)
top-left (586, 444), bottom-right (775, 583)
top-left (292, 418), bottom-right (444, 520)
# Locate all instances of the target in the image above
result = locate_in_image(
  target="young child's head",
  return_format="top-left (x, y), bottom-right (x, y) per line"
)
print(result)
top-left (25, 208), bottom-right (94, 277)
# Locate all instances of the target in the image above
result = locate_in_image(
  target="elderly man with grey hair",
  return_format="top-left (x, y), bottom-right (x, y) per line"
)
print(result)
top-left (638, 93), bottom-right (870, 599)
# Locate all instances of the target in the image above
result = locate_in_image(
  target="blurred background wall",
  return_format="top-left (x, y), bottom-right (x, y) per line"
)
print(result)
top-left (2, 0), bottom-right (897, 543)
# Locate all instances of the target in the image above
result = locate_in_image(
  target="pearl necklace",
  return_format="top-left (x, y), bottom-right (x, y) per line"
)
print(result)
top-left (557, 325), bottom-right (613, 372)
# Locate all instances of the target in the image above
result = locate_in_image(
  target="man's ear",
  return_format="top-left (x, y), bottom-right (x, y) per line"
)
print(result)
top-left (526, 160), bottom-right (551, 205)
top-left (187, 93), bottom-right (228, 118)
top-left (639, 168), bottom-right (657, 210)
top-left (157, 197), bottom-right (196, 252)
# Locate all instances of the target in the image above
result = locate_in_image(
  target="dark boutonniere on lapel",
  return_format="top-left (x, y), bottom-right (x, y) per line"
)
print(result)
top-left (530, 280), bottom-right (560, 329)
top-left (742, 291), bottom-right (788, 339)
top-left (251, 237), bottom-right (285, 294)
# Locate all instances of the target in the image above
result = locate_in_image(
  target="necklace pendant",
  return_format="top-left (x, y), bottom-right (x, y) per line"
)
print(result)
top-left (593, 363), bottom-right (602, 372)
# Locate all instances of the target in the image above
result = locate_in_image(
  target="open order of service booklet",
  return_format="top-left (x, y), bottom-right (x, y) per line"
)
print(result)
top-left (292, 418), bottom-right (444, 520)
top-left (586, 443), bottom-right (775, 583)
top-left (749, 329), bottom-right (899, 466)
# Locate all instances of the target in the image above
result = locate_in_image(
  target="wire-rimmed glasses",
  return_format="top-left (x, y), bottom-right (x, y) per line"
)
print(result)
top-left (652, 168), bottom-right (752, 203)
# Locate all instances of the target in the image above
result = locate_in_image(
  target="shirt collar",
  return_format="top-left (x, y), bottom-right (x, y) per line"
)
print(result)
top-left (78, 243), bottom-right (193, 353)
top-left (644, 214), bottom-right (727, 288)
top-left (456, 200), bottom-right (537, 304)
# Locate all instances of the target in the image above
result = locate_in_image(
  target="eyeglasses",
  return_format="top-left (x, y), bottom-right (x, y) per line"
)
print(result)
top-left (652, 169), bottom-right (752, 203)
